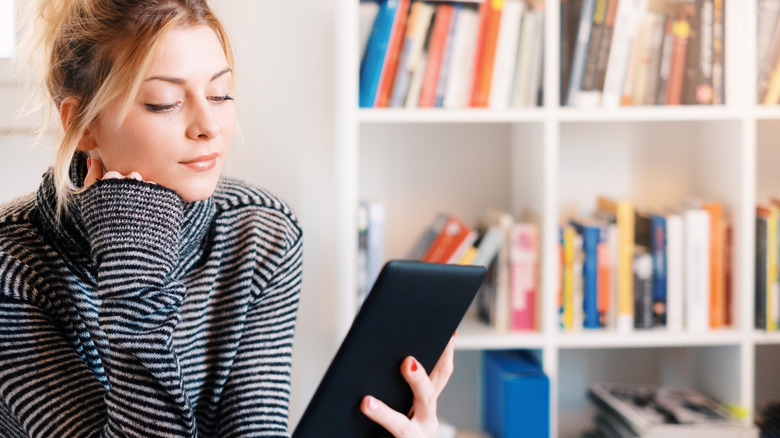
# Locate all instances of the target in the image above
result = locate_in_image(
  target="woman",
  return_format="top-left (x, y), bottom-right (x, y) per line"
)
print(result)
top-left (0, 1), bottom-right (454, 437)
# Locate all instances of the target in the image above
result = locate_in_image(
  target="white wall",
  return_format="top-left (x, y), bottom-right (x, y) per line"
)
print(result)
top-left (0, 0), bottom-right (340, 426)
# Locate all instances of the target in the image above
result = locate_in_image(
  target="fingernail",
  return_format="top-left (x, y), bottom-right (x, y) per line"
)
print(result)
top-left (86, 158), bottom-right (92, 170)
top-left (366, 396), bottom-right (378, 410)
top-left (411, 360), bottom-right (418, 372)
top-left (453, 330), bottom-right (457, 336)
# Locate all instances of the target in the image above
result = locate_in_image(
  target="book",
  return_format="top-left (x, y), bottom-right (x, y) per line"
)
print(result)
top-left (766, 204), bottom-right (780, 331)
top-left (701, 201), bottom-right (725, 328)
top-left (757, 0), bottom-right (780, 91)
top-left (594, 0), bottom-right (620, 92)
top-left (691, 0), bottom-right (715, 105)
top-left (597, 196), bottom-right (635, 333)
top-left (390, 1), bottom-right (436, 107)
top-left (477, 209), bottom-right (513, 331)
top-left (421, 214), bottom-right (477, 264)
top-left (684, 208), bottom-right (710, 332)
top-left (649, 213), bottom-right (667, 327)
top-left (488, 0), bottom-right (526, 109)
top-left (655, 14), bottom-right (675, 105)
top-left (471, 0), bottom-right (505, 107)
top-left (512, 4), bottom-right (545, 107)
top-left (561, 224), bottom-right (577, 331)
top-left (757, 207), bottom-right (770, 330)
top-left (566, 0), bottom-right (597, 106)
top-left (419, 3), bottom-right (455, 107)
top-left (508, 222), bottom-right (538, 331)
top-left (602, 0), bottom-right (648, 108)
top-left (561, 0), bottom-right (584, 105)
top-left (357, 201), bottom-right (386, 307)
top-left (665, 212), bottom-right (684, 331)
top-left (483, 351), bottom-right (549, 438)
top-left (443, 4), bottom-right (480, 108)
top-left (633, 247), bottom-right (653, 329)
top-left (375, 0), bottom-right (412, 107)
top-left (571, 218), bottom-right (605, 329)
top-left (434, 2), bottom-right (461, 107)
top-left (359, 1), bottom-right (382, 65)
top-left (471, 225), bottom-right (503, 268)
top-left (581, 0), bottom-right (609, 92)
top-left (665, 12), bottom-right (691, 105)
top-left (359, 0), bottom-right (405, 108)
top-left (407, 212), bottom-right (449, 260)
top-left (588, 383), bottom-right (759, 438)
top-left (681, 0), bottom-right (702, 105)
top-left (711, 0), bottom-right (724, 104)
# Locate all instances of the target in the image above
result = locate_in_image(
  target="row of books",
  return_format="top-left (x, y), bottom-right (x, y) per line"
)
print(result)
top-left (563, 0), bottom-right (725, 108)
top-left (758, 0), bottom-right (780, 105)
top-left (359, 0), bottom-right (545, 109)
top-left (585, 382), bottom-right (757, 438)
top-left (559, 196), bottom-right (732, 332)
top-left (408, 210), bottom-right (541, 332)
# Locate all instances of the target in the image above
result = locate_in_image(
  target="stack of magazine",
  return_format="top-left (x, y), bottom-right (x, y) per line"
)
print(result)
top-left (584, 383), bottom-right (758, 438)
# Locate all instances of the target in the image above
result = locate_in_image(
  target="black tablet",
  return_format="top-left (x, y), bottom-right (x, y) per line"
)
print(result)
top-left (292, 260), bottom-right (486, 438)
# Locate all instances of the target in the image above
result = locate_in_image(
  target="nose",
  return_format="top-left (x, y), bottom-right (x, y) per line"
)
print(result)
top-left (186, 98), bottom-right (221, 140)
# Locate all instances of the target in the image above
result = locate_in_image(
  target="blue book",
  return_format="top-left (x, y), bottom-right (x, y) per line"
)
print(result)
top-left (483, 350), bottom-right (549, 438)
top-left (650, 214), bottom-right (667, 326)
top-left (359, 0), bottom-right (399, 108)
top-left (571, 219), bottom-right (602, 329)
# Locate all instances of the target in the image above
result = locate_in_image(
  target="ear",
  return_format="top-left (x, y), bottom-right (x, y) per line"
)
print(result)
top-left (60, 96), bottom-right (97, 151)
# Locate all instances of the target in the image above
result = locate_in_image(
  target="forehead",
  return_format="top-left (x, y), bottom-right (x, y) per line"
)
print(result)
top-left (146, 24), bottom-right (229, 79)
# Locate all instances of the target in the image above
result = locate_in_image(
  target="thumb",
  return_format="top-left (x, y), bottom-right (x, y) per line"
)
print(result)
top-left (83, 157), bottom-right (104, 188)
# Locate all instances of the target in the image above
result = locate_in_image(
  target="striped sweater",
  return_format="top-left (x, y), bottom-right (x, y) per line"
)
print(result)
top-left (0, 156), bottom-right (303, 437)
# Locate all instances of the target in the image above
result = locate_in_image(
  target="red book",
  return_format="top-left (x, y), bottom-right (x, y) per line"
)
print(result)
top-left (470, 0), bottom-right (504, 107)
top-left (375, 0), bottom-right (411, 107)
top-left (421, 215), bottom-right (473, 264)
top-left (418, 4), bottom-right (455, 107)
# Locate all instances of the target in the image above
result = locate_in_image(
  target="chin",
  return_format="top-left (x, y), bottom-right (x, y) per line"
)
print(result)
top-left (174, 179), bottom-right (220, 203)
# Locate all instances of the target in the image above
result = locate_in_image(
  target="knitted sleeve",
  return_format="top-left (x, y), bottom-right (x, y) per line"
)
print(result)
top-left (215, 224), bottom-right (303, 438)
top-left (78, 178), bottom-right (198, 437)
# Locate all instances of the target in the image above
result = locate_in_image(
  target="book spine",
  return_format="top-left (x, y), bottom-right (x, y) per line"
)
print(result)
top-left (434, 4), bottom-right (460, 107)
top-left (566, 0), bottom-right (597, 106)
top-left (419, 4), bottom-right (455, 107)
top-left (509, 223), bottom-right (538, 331)
top-left (616, 202), bottom-right (635, 333)
top-left (693, 0), bottom-right (715, 104)
top-left (601, 0), bottom-right (647, 108)
top-left (665, 213), bottom-right (684, 331)
top-left (359, 0), bottom-right (399, 108)
top-left (633, 249), bottom-right (654, 329)
top-left (594, 0), bottom-right (619, 92)
top-left (684, 209), bottom-right (711, 331)
top-left (563, 225), bottom-right (577, 331)
top-left (512, 8), bottom-right (538, 107)
top-left (665, 14), bottom-right (691, 105)
top-left (375, 0), bottom-right (412, 107)
top-left (489, 0), bottom-right (525, 108)
top-left (711, 0), bottom-right (724, 104)
top-left (757, 214), bottom-right (768, 330)
top-left (655, 15), bottom-right (674, 104)
top-left (769, 207), bottom-right (779, 331)
top-left (651, 215), bottom-right (667, 327)
top-left (582, 0), bottom-right (607, 91)
top-left (681, 0), bottom-right (701, 105)
top-left (703, 202), bottom-right (725, 328)
top-left (471, 0), bottom-right (505, 107)
top-left (581, 225), bottom-right (602, 329)
top-left (443, 5), bottom-right (479, 108)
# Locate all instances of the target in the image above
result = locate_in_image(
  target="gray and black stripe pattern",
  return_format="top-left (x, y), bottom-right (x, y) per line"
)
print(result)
top-left (0, 156), bottom-right (302, 437)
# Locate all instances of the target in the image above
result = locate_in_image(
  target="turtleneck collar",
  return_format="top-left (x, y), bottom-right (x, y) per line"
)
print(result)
top-left (35, 152), bottom-right (216, 281)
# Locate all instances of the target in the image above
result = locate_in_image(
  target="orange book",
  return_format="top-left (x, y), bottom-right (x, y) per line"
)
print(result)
top-left (421, 215), bottom-right (474, 264)
top-left (418, 4), bottom-right (454, 107)
top-left (467, 0), bottom-right (491, 106)
top-left (375, 0), bottom-right (411, 107)
top-left (470, 0), bottom-right (504, 107)
top-left (702, 202), bottom-right (725, 328)
top-left (596, 238), bottom-right (611, 327)
top-left (665, 15), bottom-right (690, 105)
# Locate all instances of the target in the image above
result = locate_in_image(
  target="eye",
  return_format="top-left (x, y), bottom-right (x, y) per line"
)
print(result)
top-left (209, 95), bottom-right (234, 104)
top-left (145, 102), bottom-right (180, 113)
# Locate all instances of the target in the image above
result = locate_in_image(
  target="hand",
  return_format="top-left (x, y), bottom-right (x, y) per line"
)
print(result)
top-left (83, 157), bottom-right (148, 188)
top-left (361, 335), bottom-right (456, 438)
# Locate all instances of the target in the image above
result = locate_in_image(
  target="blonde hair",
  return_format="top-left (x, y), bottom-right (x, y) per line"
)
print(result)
top-left (18, 0), bottom-right (234, 217)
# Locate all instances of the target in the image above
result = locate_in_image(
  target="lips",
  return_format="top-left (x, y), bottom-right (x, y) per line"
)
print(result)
top-left (180, 152), bottom-right (219, 172)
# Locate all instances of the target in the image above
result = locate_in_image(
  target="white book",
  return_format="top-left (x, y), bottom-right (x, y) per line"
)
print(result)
top-left (443, 5), bottom-right (479, 108)
top-left (511, 8), bottom-right (538, 107)
top-left (488, 0), bottom-right (526, 109)
top-left (484, 209), bottom-right (514, 332)
top-left (665, 212), bottom-right (684, 332)
top-left (684, 208), bottom-right (710, 332)
top-left (405, 52), bottom-right (428, 108)
top-left (601, 0), bottom-right (648, 108)
top-left (524, 7), bottom-right (545, 107)
top-left (572, 233), bottom-right (585, 331)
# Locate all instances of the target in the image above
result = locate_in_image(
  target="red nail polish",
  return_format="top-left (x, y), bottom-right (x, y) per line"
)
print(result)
top-left (411, 361), bottom-right (418, 372)
top-left (87, 158), bottom-right (92, 170)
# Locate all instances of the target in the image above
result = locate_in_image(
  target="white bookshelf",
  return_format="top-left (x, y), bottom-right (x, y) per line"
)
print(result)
top-left (335, 0), bottom-right (777, 437)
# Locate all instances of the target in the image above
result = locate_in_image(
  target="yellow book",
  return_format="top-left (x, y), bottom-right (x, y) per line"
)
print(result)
top-left (562, 225), bottom-right (576, 331)
top-left (597, 196), bottom-right (635, 332)
top-left (768, 206), bottom-right (779, 331)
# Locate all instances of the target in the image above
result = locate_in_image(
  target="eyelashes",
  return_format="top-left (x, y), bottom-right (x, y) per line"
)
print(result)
top-left (145, 95), bottom-right (234, 114)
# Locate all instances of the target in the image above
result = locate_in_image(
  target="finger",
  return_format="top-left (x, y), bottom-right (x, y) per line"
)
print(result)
top-left (360, 395), bottom-right (414, 438)
top-left (126, 172), bottom-right (143, 181)
top-left (83, 157), bottom-right (104, 188)
top-left (429, 336), bottom-right (455, 398)
top-left (401, 356), bottom-right (437, 424)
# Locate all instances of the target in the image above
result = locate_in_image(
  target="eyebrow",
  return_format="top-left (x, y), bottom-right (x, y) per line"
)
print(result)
top-left (146, 67), bottom-right (233, 85)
